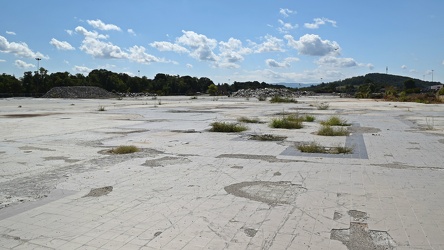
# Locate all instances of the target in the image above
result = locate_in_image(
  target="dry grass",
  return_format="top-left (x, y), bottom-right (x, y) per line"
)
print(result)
top-left (109, 145), bottom-right (140, 154)
top-left (210, 122), bottom-right (248, 132)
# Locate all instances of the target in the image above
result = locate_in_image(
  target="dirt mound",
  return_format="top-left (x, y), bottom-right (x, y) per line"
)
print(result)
top-left (42, 86), bottom-right (117, 99)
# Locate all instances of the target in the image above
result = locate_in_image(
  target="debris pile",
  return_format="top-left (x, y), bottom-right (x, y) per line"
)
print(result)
top-left (231, 88), bottom-right (314, 98)
top-left (42, 86), bottom-right (117, 99)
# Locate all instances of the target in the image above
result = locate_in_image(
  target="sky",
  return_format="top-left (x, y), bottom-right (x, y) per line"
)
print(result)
top-left (1, 0), bottom-right (443, 85)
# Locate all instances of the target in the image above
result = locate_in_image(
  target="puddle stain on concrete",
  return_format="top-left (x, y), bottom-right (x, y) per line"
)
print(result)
top-left (19, 146), bottom-right (56, 152)
top-left (43, 156), bottom-right (80, 163)
top-left (243, 227), bottom-right (258, 237)
top-left (224, 181), bottom-right (306, 206)
top-left (83, 186), bottom-right (113, 197)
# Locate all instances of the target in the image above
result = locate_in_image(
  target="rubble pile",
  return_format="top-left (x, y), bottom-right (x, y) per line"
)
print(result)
top-left (231, 88), bottom-right (314, 98)
top-left (42, 86), bottom-right (117, 99)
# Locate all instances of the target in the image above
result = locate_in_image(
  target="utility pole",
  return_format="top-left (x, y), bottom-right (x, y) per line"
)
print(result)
top-left (35, 58), bottom-right (41, 73)
top-left (386, 66), bottom-right (388, 74)
top-left (432, 70), bottom-right (434, 82)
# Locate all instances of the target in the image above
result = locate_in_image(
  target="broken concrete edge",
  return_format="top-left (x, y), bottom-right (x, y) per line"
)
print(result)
top-left (0, 189), bottom-right (78, 220)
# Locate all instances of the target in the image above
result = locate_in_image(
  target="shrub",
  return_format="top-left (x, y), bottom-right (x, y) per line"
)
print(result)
top-left (210, 122), bottom-right (248, 132)
top-left (98, 106), bottom-right (106, 111)
top-left (270, 115), bottom-right (303, 129)
top-left (333, 146), bottom-right (353, 154)
top-left (237, 116), bottom-right (261, 123)
top-left (320, 116), bottom-right (350, 126)
top-left (270, 95), bottom-right (297, 103)
top-left (109, 145), bottom-right (140, 154)
top-left (317, 125), bottom-right (349, 136)
top-left (250, 134), bottom-right (287, 141)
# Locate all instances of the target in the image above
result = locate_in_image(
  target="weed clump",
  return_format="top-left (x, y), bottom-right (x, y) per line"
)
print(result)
top-left (97, 106), bottom-right (106, 111)
top-left (237, 116), bottom-right (261, 123)
top-left (298, 142), bottom-right (326, 153)
top-left (297, 142), bottom-right (352, 154)
top-left (270, 115), bottom-right (303, 129)
top-left (109, 145), bottom-right (140, 154)
top-left (302, 114), bottom-right (316, 122)
top-left (317, 125), bottom-right (349, 136)
top-left (270, 95), bottom-right (297, 103)
top-left (320, 116), bottom-right (350, 126)
top-left (210, 122), bottom-right (248, 132)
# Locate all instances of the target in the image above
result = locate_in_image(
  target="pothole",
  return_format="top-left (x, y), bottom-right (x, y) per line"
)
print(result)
top-left (224, 181), bottom-right (306, 205)
top-left (83, 186), bottom-right (113, 197)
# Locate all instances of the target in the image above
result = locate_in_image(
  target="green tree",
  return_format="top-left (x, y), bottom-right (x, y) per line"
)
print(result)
top-left (208, 84), bottom-right (218, 96)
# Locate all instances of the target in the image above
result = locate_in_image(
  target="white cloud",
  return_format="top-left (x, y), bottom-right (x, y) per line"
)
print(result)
top-left (254, 35), bottom-right (285, 53)
top-left (128, 45), bottom-right (164, 64)
top-left (186, 63), bottom-right (193, 68)
top-left (285, 34), bottom-right (340, 56)
top-left (401, 65), bottom-right (407, 69)
top-left (367, 64), bottom-right (375, 70)
top-left (217, 38), bottom-right (252, 67)
top-left (6, 31), bottom-right (16, 35)
top-left (150, 41), bottom-right (189, 53)
top-left (442, 60), bottom-right (444, 65)
top-left (304, 18), bottom-right (337, 29)
top-left (75, 26), bottom-right (108, 39)
top-left (177, 30), bottom-right (218, 61)
top-left (79, 37), bottom-right (127, 59)
top-left (279, 8), bottom-right (295, 17)
top-left (278, 20), bottom-right (298, 33)
top-left (50, 38), bottom-right (75, 50)
top-left (0, 35), bottom-right (48, 59)
top-left (266, 57), bottom-right (299, 68)
top-left (66, 30), bottom-right (73, 36)
top-left (73, 65), bottom-right (92, 74)
top-left (15, 59), bottom-right (34, 69)
top-left (127, 29), bottom-right (136, 36)
top-left (317, 56), bottom-right (357, 68)
top-left (87, 19), bottom-right (121, 31)
top-left (0, 59), bottom-right (5, 62)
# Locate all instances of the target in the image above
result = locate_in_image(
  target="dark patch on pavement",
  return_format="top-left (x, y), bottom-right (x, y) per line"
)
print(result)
top-left (217, 154), bottom-right (306, 163)
top-left (83, 186), bottom-right (113, 197)
top-left (243, 227), bottom-right (258, 237)
top-left (143, 156), bottom-right (191, 167)
top-left (2, 113), bottom-right (62, 118)
top-left (224, 181), bottom-right (306, 206)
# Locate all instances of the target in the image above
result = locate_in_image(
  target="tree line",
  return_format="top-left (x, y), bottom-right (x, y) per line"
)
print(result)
top-left (0, 68), bottom-right (289, 97)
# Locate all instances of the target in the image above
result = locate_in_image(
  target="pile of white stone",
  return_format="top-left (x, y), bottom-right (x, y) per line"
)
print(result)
top-left (232, 88), bottom-right (312, 98)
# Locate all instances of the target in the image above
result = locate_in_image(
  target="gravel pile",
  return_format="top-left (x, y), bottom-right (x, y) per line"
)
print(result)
top-left (232, 88), bottom-right (313, 98)
top-left (42, 86), bottom-right (117, 99)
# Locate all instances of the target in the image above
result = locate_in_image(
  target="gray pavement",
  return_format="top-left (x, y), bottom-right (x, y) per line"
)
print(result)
top-left (0, 96), bottom-right (443, 249)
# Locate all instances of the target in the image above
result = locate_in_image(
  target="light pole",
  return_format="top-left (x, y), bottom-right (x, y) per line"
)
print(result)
top-left (432, 70), bottom-right (434, 82)
top-left (35, 58), bottom-right (41, 73)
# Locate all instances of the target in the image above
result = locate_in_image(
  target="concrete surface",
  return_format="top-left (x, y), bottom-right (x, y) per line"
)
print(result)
top-left (0, 96), bottom-right (443, 249)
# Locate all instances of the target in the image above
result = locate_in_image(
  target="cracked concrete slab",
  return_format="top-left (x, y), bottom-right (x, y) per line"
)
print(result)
top-left (0, 96), bottom-right (443, 249)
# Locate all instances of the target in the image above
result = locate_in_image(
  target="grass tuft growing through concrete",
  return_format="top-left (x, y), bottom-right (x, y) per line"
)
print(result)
top-left (249, 134), bottom-right (287, 141)
top-left (317, 125), bottom-right (349, 136)
top-left (320, 116), bottom-right (350, 126)
top-left (109, 145), bottom-right (140, 154)
top-left (298, 142), bottom-right (352, 154)
top-left (237, 116), bottom-right (262, 123)
top-left (270, 115), bottom-right (303, 129)
top-left (210, 122), bottom-right (248, 132)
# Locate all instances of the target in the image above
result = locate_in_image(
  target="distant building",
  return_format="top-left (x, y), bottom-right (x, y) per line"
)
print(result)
top-left (430, 85), bottom-right (443, 91)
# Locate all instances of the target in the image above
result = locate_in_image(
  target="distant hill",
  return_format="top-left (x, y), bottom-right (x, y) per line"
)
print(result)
top-left (298, 73), bottom-right (441, 93)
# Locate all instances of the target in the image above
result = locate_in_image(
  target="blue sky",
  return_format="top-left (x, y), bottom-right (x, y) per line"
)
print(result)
top-left (1, 0), bottom-right (443, 84)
